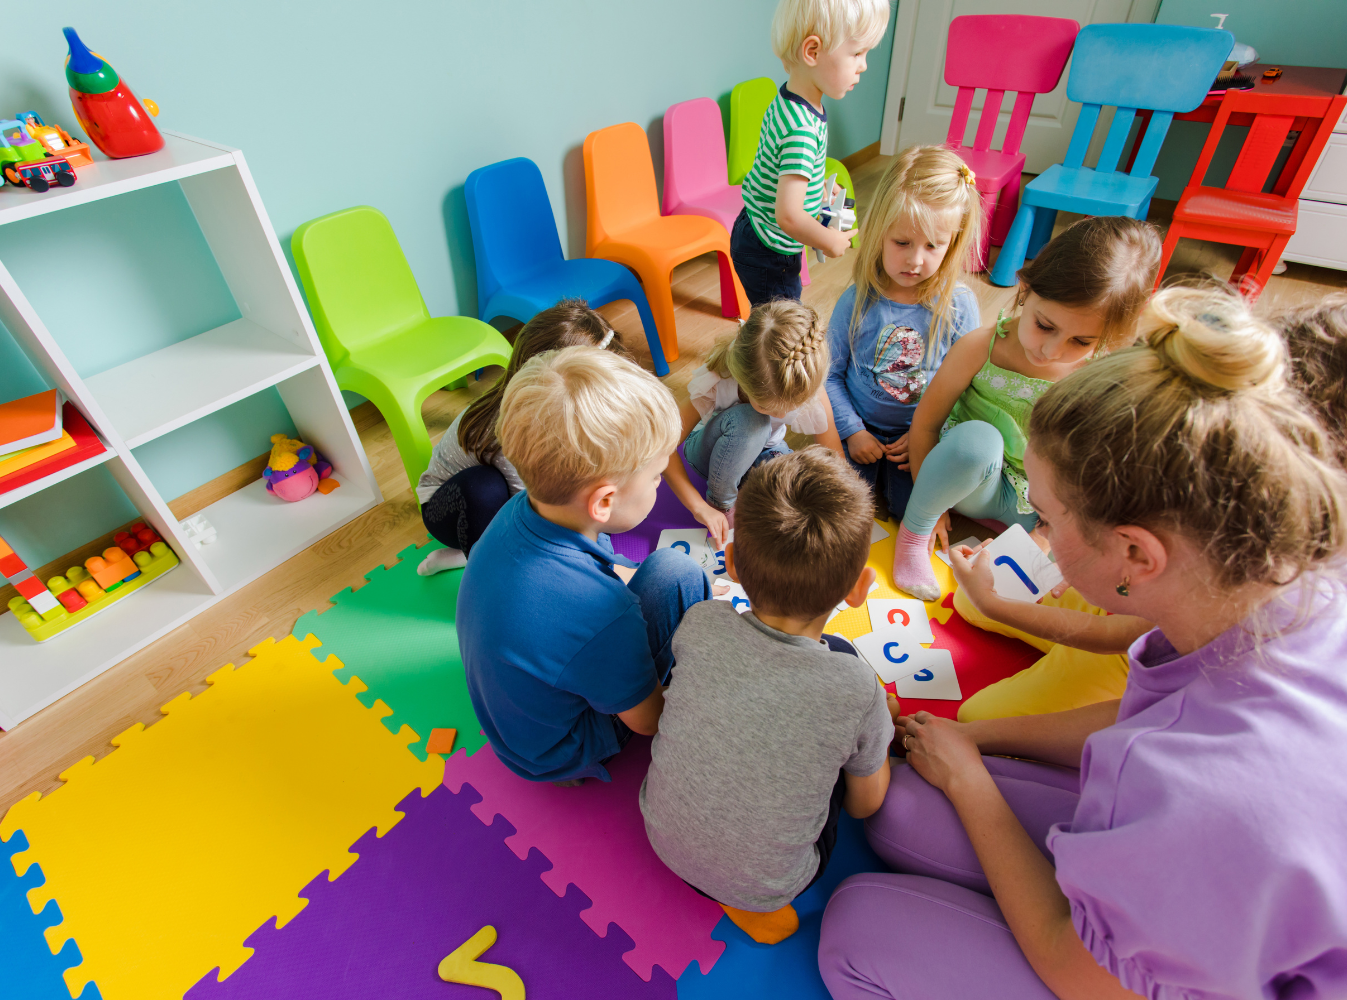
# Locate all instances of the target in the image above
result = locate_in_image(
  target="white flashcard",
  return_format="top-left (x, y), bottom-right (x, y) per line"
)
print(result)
top-left (870, 521), bottom-right (890, 544)
top-left (936, 536), bottom-right (982, 566)
top-left (974, 524), bottom-right (1062, 604)
top-left (713, 581), bottom-right (752, 614)
top-left (658, 528), bottom-right (709, 563)
top-left (835, 578), bottom-right (880, 613)
top-left (891, 648), bottom-right (961, 700)
top-left (853, 624), bottom-right (932, 684)
top-left (866, 599), bottom-right (933, 643)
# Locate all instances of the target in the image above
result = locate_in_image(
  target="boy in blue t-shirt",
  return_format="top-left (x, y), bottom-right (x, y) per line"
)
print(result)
top-left (457, 346), bottom-right (709, 784)
top-left (732, 0), bottom-right (889, 306)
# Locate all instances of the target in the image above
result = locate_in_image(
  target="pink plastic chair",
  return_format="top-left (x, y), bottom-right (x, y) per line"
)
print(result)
top-left (663, 96), bottom-right (812, 287)
top-left (943, 14), bottom-right (1079, 267)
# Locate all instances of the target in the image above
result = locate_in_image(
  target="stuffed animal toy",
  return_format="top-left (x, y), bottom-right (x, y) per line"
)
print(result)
top-left (263, 433), bottom-right (333, 502)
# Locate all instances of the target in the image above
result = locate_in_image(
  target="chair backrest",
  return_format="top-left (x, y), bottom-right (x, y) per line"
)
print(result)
top-left (943, 15), bottom-right (1079, 155)
top-left (465, 157), bottom-right (566, 310)
top-left (1191, 90), bottom-right (1347, 201)
top-left (1061, 23), bottom-right (1233, 177)
top-left (728, 77), bottom-right (778, 186)
top-left (291, 206), bottom-right (430, 368)
top-left (663, 98), bottom-right (733, 215)
top-left (583, 122), bottom-right (662, 252)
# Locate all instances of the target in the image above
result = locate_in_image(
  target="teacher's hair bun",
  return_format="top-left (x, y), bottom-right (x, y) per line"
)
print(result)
top-left (1142, 285), bottom-right (1285, 394)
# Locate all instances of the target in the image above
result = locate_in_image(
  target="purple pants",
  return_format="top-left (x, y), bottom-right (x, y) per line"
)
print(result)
top-left (819, 757), bottom-right (1080, 1000)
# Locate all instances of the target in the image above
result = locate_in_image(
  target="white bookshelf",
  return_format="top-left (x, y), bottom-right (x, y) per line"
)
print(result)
top-left (0, 130), bottom-right (382, 730)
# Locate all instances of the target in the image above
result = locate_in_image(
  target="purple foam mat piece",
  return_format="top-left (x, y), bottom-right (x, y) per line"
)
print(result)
top-left (609, 452), bottom-right (707, 563)
top-left (186, 784), bottom-right (677, 1000)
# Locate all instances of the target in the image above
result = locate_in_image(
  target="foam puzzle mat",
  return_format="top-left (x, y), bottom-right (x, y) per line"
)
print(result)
top-left (0, 475), bottom-right (1042, 999)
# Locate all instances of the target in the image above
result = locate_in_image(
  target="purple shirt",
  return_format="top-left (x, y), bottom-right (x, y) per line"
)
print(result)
top-left (1048, 579), bottom-right (1347, 1000)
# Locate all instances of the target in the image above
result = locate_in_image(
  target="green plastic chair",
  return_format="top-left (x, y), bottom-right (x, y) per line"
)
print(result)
top-left (291, 205), bottom-right (512, 495)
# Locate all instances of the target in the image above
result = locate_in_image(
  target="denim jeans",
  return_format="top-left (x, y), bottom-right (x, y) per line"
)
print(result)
top-left (626, 547), bottom-right (712, 683)
top-left (842, 422), bottom-right (915, 522)
top-left (684, 403), bottom-right (792, 510)
top-left (730, 208), bottom-right (803, 307)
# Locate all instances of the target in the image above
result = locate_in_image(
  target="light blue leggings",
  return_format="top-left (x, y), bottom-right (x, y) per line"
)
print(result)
top-left (903, 420), bottom-right (1037, 536)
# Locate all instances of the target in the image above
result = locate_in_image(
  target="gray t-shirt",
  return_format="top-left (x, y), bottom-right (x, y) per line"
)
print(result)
top-left (639, 600), bottom-right (894, 911)
top-left (416, 410), bottom-right (525, 505)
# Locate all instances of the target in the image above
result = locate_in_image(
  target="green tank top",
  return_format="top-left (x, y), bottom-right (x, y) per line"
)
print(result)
top-left (943, 311), bottom-right (1052, 515)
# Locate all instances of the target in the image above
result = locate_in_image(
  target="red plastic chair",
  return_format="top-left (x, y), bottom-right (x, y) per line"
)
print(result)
top-left (1157, 89), bottom-right (1347, 299)
top-left (663, 97), bottom-right (743, 234)
top-left (942, 14), bottom-right (1079, 266)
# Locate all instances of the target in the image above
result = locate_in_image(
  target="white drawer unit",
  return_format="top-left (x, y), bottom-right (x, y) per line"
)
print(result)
top-left (1284, 84), bottom-right (1347, 270)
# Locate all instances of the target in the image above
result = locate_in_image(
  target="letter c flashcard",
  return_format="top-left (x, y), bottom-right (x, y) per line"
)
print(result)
top-left (712, 581), bottom-right (752, 614)
top-left (854, 625), bottom-right (928, 684)
top-left (865, 599), bottom-right (933, 643)
top-left (890, 648), bottom-right (960, 700)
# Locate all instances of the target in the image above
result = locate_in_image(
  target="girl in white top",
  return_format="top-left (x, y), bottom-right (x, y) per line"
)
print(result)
top-left (666, 300), bottom-right (845, 543)
top-left (416, 300), bottom-right (632, 575)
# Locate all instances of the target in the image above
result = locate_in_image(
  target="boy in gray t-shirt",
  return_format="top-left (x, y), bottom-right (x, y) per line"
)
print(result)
top-left (640, 447), bottom-right (897, 945)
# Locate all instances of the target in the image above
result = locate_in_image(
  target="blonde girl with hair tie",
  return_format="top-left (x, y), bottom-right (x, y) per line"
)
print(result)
top-left (825, 145), bottom-right (984, 524)
top-left (666, 299), bottom-right (843, 537)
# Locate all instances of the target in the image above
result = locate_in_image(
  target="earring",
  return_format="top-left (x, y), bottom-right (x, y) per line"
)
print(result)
top-left (1115, 576), bottom-right (1130, 597)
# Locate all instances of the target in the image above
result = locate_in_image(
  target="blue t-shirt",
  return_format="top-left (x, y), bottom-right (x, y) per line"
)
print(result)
top-left (826, 284), bottom-right (980, 440)
top-left (457, 491), bottom-right (659, 782)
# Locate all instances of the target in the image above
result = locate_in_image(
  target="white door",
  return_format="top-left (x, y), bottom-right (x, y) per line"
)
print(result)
top-left (880, 0), bottom-right (1160, 174)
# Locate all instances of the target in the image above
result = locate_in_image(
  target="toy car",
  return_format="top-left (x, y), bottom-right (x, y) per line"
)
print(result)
top-left (1262, 67), bottom-right (1284, 81)
top-left (0, 118), bottom-right (47, 170)
top-left (2, 156), bottom-right (76, 192)
top-left (15, 111), bottom-right (92, 168)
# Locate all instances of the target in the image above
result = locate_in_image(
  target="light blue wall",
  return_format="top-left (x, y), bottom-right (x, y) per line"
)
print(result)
top-left (1151, 0), bottom-right (1347, 199)
top-left (0, 1), bottom-right (897, 566)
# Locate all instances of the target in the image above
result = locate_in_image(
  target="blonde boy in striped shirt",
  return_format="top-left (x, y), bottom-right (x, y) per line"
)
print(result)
top-left (733, 0), bottom-right (889, 306)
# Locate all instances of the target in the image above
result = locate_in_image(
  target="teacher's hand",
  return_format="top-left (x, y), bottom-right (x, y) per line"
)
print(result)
top-left (896, 712), bottom-right (985, 793)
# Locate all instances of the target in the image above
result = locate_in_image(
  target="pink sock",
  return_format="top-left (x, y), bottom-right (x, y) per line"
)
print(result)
top-left (892, 523), bottom-right (941, 602)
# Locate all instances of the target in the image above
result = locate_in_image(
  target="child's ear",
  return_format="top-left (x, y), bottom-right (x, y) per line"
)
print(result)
top-left (844, 566), bottom-right (877, 608)
top-left (585, 482), bottom-right (618, 524)
top-left (724, 542), bottom-right (739, 583)
top-left (799, 35), bottom-right (822, 66)
top-left (1016, 281), bottom-right (1029, 309)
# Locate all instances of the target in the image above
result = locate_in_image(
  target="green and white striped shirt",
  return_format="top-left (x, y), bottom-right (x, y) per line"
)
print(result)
top-left (741, 84), bottom-right (829, 254)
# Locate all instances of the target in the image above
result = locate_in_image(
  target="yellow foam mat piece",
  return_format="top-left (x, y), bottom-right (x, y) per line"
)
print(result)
top-left (826, 517), bottom-right (957, 643)
top-left (0, 633), bottom-right (444, 1000)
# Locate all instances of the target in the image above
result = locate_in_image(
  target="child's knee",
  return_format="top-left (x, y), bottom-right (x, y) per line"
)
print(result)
top-left (940, 420), bottom-right (1005, 473)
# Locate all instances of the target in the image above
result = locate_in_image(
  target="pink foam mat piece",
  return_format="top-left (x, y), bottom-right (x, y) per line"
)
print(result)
top-left (443, 736), bottom-right (726, 982)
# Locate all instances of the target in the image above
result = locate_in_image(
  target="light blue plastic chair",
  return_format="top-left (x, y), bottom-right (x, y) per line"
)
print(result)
top-left (465, 157), bottom-right (669, 376)
top-left (988, 23), bottom-right (1233, 287)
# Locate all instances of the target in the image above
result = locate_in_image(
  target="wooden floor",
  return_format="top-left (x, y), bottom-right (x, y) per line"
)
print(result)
top-left (2, 154), bottom-right (1343, 814)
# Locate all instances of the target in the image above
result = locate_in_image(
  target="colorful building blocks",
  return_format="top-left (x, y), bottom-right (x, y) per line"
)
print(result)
top-left (15, 110), bottom-right (93, 168)
top-left (2, 527), bottom-right (179, 643)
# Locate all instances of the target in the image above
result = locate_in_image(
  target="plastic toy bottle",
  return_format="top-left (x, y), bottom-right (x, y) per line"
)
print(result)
top-left (63, 27), bottom-right (163, 159)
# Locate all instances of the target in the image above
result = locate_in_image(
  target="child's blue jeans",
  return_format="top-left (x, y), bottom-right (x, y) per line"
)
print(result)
top-left (843, 421), bottom-right (915, 521)
top-left (684, 403), bottom-right (791, 510)
top-left (903, 420), bottom-right (1038, 536)
top-left (626, 546), bottom-right (712, 683)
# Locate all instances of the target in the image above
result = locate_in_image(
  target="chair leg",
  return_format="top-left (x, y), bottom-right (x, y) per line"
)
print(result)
top-left (988, 205), bottom-right (1036, 287)
top-left (1230, 246), bottom-right (1262, 288)
top-left (1026, 207), bottom-right (1058, 259)
top-left (626, 284), bottom-right (671, 377)
top-left (801, 251), bottom-right (811, 287)
top-left (382, 398), bottom-right (435, 496)
top-left (973, 188), bottom-right (999, 271)
top-left (640, 267), bottom-right (681, 364)
top-left (990, 174), bottom-right (1019, 247)
top-left (1156, 225), bottom-right (1182, 291)
top-left (1244, 236), bottom-right (1290, 303)
top-left (717, 251), bottom-right (751, 321)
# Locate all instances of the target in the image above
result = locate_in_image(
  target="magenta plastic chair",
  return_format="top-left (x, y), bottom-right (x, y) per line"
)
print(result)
top-left (662, 97), bottom-right (744, 233)
top-left (943, 14), bottom-right (1079, 266)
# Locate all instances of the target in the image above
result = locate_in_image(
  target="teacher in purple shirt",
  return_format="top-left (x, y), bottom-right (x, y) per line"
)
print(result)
top-left (819, 285), bottom-right (1347, 1000)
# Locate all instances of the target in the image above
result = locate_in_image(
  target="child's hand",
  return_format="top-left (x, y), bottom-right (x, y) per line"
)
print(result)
top-left (949, 540), bottom-right (997, 610)
top-left (929, 511), bottom-right (951, 557)
top-left (696, 504), bottom-right (730, 549)
top-left (887, 693), bottom-right (902, 725)
top-left (819, 226), bottom-right (859, 258)
top-left (883, 433), bottom-right (910, 469)
top-left (847, 429), bottom-right (885, 464)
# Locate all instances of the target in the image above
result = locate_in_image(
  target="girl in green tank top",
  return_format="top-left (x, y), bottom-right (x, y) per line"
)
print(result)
top-left (889, 216), bottom-right (1161, 601)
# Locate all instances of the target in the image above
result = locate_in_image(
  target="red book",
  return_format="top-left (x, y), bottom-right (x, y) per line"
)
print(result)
top-left (0, 404), bottom-right (106, 496)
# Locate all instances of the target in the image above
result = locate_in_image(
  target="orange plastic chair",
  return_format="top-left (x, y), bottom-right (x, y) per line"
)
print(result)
top-left (584, 122), bottom-right (750, 363)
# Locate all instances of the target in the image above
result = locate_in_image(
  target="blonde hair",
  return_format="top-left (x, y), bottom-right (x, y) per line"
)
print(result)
top-left (1017, 216), bottom-right (1162, 353)
top-left (704, 300), bottom-right (828, 413)
top-left (849, 145), bottom-right (984, 365)
top-left (734, 447), bottom-right (873, 619)
top-left (772, 0), bottom-right (891, 68)
top-left (497, 346), bottom-right (680, 505)
top-left (1029, 285), bottom-right (1347, 590)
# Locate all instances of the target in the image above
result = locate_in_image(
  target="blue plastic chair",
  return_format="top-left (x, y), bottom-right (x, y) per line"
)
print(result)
top-left (988, 23), bottom-right (1233, 287)
top-left (465, 157), bottom-right (669, 376)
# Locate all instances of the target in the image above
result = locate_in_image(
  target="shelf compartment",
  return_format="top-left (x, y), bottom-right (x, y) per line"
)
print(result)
top-left (84, 318), bottom-right (319, 448)
top-left (0, 131), bottom-right (236, 228)
top-left (191, 476), bottom-right (377, 595)
top-left (0, 442), bottom-right (114, 511)
top-left (0, 565), bottom-right (214, 729)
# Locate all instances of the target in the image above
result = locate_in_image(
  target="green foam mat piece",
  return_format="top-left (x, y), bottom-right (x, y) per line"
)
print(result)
top-left (293, 541), bottom-right (486, 760)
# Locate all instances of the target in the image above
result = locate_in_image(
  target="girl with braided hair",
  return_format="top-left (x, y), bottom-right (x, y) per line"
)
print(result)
top-left (666, 299), bottom-right (843, 534)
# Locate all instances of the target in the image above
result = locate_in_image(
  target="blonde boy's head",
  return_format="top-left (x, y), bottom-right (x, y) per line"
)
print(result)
top-left (497, 346), bottom-right (680, 505)
top-left (733, 447), bottom-right (873, 620)
top-left (772, 0), bottom-right (891, 68)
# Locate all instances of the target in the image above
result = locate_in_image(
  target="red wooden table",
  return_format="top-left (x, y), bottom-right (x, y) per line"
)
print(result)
top-left (1124, 63), bottom-right (1347, 192)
